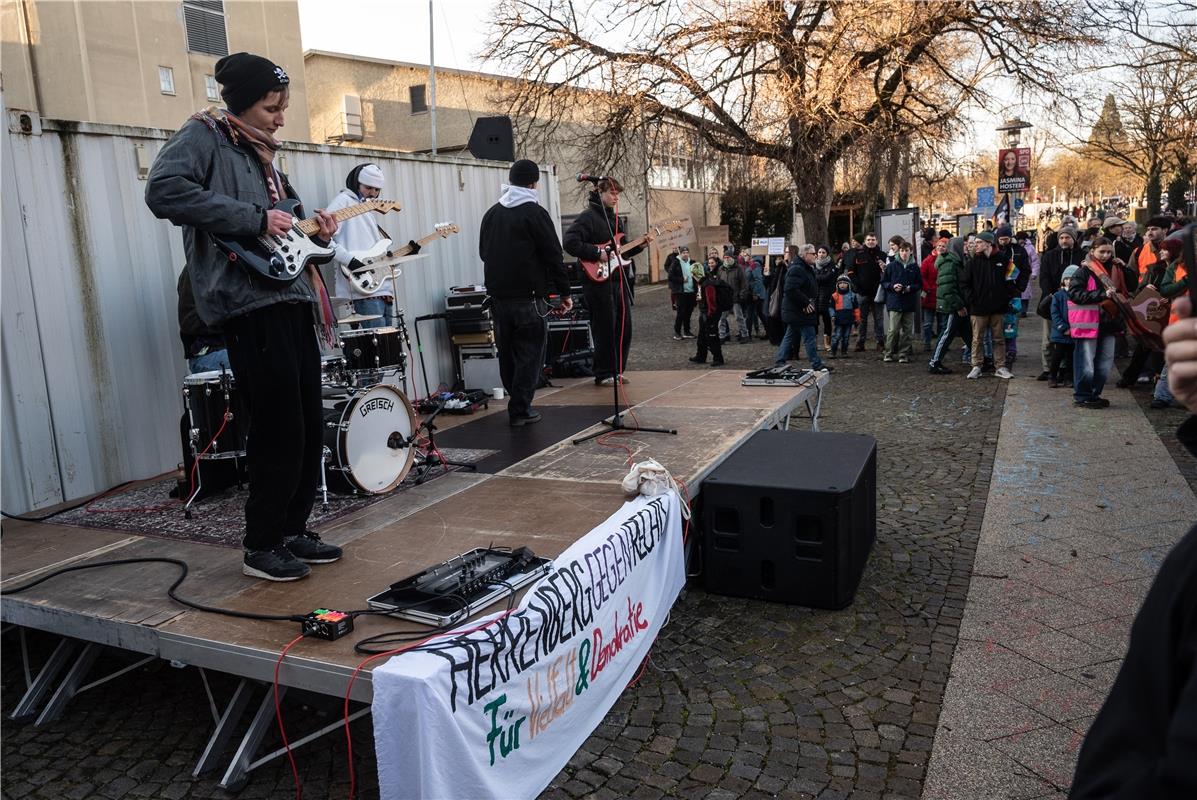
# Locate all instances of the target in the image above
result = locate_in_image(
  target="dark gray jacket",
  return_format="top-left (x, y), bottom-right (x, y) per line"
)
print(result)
top-left (145, 117), bottom-right (316, 327)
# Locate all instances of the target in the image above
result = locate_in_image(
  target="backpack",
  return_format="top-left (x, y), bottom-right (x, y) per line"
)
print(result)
top-left (713, 278), bottom-right (736, 312)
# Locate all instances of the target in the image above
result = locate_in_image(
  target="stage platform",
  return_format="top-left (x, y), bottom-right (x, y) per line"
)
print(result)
top-left (1, 367), bottom-right (827, 790)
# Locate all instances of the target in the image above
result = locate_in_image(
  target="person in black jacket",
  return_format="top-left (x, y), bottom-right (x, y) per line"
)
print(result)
top-left (1069, 295), bottom-right (1197, 798)
top-left (563, 178), bottom-right (649, 386)
top-left (959, 232), bottom-right (1014, 379)
top-left (479, 159), bottom-right (572, 426)
top-left (847, 233), bottom-right (887, 351)
top-left (1036, 227), bottom-right (1085, 379)
top-left (774, 245), bottom-right (830, 372)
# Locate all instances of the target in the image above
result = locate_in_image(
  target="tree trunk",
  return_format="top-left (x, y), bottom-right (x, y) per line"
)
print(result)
top-left (860, 139), bottom-right (886, 236)
top-left (791, 162), bottom-right (835, 247)
top-left (882, 141), bottom-right (902, 208)
top-left (1145, 164), bottom-right (1163, 215)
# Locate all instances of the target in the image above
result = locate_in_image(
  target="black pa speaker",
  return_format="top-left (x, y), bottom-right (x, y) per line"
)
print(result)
top-left (467, 116), bottom-right (515, 162)
top-left (701, 430), bottom-right (877, 609)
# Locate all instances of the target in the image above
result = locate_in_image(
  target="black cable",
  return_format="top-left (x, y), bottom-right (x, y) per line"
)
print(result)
top-left (1, 481), bottom-right (138, 522)
top-left (0, 558), bottom-right (305, 623)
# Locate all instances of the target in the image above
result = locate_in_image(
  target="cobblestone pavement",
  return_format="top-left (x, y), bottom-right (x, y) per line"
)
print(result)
top-left (2, 284), bottom-right (1015, 799)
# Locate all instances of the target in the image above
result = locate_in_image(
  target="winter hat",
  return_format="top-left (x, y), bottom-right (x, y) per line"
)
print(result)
top-left (1146, 215), bottom-right (1174, 230)
top-left (215, 53), bottom-right (289, 114)
top-left (994, 224), bottom-right (1013, 238)
top-left (1102, 216), bottom-right (1125, 230)
top-left (1062, 265), bottom-right (1081, 281)
top-left (356, 163), bottom-right (384, 189)
top-left (508, 159), bottom-right (539, 186)
top-left (1058, 226), bottom-right (1079, 241)
top-left (976, 231), bottom-right (996, 244)
top-left (836, 275), bottom-right (854, 291)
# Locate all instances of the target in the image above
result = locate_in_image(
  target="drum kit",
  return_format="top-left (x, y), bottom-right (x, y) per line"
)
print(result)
top-left (181, 265), bottom-right (452, 516)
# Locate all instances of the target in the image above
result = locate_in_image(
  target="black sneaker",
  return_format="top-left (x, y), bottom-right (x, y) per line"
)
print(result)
top-left (243, 547), bottom-right (311, 581)
top-left (1150, 398), bottom-right (1175, 409)
top-left (284, 531), bottom-right (343, 564)
top-left (509, 410), bottom-right (543, 427)
top-left (1037, 371), bottom-right (1050, 381)
top-left (928, 363), bottom-right (953, 375)
top-left (710, 359), bottom-right (725, 366)
top-left (688, 356), bottom-right (706, 364)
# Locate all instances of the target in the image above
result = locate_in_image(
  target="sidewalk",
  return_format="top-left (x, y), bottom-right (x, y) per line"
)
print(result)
top-left (923, 371), bottom-right (1197, 799)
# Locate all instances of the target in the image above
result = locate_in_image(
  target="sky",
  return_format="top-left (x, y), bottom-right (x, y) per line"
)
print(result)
top-left (296, 0), bottom-right (1029, 159)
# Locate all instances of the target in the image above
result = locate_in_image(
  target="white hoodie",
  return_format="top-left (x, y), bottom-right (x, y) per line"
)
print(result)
top-left (327, 188), bottom-right (392, 298)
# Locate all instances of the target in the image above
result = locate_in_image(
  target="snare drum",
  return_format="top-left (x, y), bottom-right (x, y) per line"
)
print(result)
top-left (323, 384), bottom-right (417, 494)
top-left (182, 371), bottom-right (248, 459)
top-left (341, 327), bottom-right (406, 373)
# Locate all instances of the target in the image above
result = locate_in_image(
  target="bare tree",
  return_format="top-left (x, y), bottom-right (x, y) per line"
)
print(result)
top-left (481, 0), bottom-right (1097, 244)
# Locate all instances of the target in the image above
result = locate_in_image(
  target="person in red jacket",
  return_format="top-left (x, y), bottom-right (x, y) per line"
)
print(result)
top-left (921, 238), bottom-right (945, 351)
top-left (688, 256), bottom-right (725, 367)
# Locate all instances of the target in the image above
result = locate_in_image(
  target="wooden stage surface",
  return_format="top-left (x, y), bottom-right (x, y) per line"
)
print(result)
top-left (1, 369), bottom-right (827, 701)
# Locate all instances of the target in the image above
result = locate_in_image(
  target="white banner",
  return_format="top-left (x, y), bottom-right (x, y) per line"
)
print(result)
top-left (371, 492), bottom-right (687, 800)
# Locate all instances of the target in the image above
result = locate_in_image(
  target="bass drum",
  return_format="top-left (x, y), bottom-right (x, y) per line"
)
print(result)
top-left (323, 384), bottom-right (417, 494)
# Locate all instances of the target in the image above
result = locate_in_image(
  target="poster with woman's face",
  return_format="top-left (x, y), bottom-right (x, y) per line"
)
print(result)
top-left (997, 148), bottom-right (1031, 192)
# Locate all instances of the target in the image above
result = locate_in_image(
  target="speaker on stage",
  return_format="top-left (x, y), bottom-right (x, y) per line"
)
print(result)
top-left (467, 116), bottom-right (515, 162)
top-left (700, 430), bottom-right (876, 609)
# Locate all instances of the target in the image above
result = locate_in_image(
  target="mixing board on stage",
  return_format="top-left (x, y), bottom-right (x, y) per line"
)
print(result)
top-left (366, 546), bottom-right (551, 626)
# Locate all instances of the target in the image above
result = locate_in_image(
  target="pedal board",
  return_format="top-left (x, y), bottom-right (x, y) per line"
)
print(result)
top-left (741, 364), bottom-right (817, 387)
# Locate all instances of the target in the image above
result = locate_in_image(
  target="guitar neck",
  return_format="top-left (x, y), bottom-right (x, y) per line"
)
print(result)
top-left (616, 232), bottom-right (652, 252)
top-left (294, 203), bottom-right (380, 237)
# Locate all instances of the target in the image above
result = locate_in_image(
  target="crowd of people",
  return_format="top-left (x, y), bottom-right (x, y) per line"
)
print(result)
top-left (663, 211), bottom-right (1193, 409)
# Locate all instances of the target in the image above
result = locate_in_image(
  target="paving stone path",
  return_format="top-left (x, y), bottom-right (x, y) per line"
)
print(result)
top-left (3, 284), bottom-right (1191, 799)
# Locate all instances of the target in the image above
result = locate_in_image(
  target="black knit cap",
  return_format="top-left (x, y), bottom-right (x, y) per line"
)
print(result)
top-left (1146, 215), bottom-right (1174, 229)
top-left (508, 159), bottom-right (539, 186)
top-left (215, 52), bottom-right (290, 114)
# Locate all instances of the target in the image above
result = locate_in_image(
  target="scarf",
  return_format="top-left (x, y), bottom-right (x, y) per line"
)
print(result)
top-left (815, 255), bottom-right (832, 270)
top-left (499, 185), bottom-right (539, 208)
top-left (204, 108), bottom-right (337, 346)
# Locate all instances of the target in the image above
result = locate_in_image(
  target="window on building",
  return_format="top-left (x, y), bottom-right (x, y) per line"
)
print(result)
top-left (183, 0), bottom-right (229, 57)
top-left (204, 74), bottom-right (220, 102)
top-left (159, 66), bottom-right (176, 95)
top-left (409, 84), bottom-right (427, 114)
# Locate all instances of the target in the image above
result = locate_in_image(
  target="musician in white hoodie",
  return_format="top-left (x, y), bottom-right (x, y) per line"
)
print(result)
top-left (326, 163), bottom-right (417, 328)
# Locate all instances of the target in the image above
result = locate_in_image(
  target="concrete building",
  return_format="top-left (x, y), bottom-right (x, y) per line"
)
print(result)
top-left (2, 0), bottom-right (312, 140)
top-left (303, 49), bottom-right (722, 280)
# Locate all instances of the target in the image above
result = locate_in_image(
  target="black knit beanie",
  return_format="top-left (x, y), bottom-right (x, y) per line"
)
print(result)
top-left (215, 52), bottom-right (290, 114)
top-left (508, 159), bottom-right (540, 186)
top-left (1146, 215), bottom-right (1174, 230)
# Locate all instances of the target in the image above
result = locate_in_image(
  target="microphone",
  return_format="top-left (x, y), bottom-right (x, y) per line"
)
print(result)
top-left (576, 173), bottom-right (607, 183)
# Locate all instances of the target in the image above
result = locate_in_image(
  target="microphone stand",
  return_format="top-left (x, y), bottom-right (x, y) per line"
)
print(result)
top-left (573, 245), bottom-right (676, 445)
top-left (411, 398), bottom-right (477, 483)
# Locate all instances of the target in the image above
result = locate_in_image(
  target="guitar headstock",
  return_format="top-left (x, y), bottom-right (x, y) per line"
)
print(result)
top-left (651, 219), bottom-right (685, 236)
top-left (368, 200), bottom-right (402, 214)
top-left (435, 222), bottom-right (460, 237)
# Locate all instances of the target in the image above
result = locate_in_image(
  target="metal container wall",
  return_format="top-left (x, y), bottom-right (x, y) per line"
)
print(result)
top-left (1, 109), bottom-right (560, 513)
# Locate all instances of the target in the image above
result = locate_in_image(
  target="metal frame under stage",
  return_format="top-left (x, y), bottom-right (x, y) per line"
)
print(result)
top-left (1, 370), bottom-right (830, 793)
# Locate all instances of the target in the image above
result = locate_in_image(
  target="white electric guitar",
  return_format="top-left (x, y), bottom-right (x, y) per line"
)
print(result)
top-left (340, 223), bottom-right (461, 294)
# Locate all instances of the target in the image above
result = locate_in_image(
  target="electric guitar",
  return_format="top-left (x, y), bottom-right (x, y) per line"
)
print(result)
top-left (580, 220), bottom-right (684, 282)
top-left (343, 223), bottom-right (461, 294)
top-left (214, 199), bottom-right (401, 285)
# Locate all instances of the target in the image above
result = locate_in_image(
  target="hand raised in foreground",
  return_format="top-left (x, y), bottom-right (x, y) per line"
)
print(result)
top-left (1164, 296), bottom-right (1197, 413)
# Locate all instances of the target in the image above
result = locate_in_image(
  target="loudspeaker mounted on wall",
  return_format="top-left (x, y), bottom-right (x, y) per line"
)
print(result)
top-left (467, 116), bottom-right (515, 163)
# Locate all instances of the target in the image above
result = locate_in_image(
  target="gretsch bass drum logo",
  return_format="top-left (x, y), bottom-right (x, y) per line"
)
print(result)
top-left (360, 396), bottom-right (395, 417)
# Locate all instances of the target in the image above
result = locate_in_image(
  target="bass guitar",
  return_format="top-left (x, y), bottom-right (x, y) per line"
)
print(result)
top-left (580, 220), bottom-right (684, 282)
top-left (343, 223), bottom-right (461, 294)
top-left (214, 199), bottom-right (401, 285)
top-left (1087, 259), bottom-right (1167, 351)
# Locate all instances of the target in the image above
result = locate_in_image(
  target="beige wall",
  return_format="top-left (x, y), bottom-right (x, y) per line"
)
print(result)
top-left (304, 50), bottom-right (721, 280)
top-left (1, 0), bottom-right (311, 140)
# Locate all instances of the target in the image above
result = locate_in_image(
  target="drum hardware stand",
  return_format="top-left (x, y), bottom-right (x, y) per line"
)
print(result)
top-left (573, 258), bottom-right (677, 445)
top-left (317, 446), bottom-right (331, 511)
top-left (182, 370), bottom-right (245, 519)
top-left (410, 400), bottom-right (476, 484)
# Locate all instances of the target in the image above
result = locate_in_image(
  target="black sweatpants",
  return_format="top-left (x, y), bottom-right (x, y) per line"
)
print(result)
top-left (223, 302), bottom-right (323, 551)
top-left (1049, 341), bottom-right (1074, 382)
top-left (694, 312), bottom-right (723, 363)
top-left (493, 298), bottom-right (548, 419)
top-left (674, 292), bottom-right (696, 336)
top-left (584, 273), bottom-right (633, 381)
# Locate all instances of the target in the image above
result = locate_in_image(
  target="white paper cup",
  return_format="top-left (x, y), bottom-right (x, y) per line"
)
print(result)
top-left (492, 387), bottom-right (505, 399)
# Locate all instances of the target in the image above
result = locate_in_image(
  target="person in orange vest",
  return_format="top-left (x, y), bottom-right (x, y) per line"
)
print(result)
top-left (1151, 235), bottom-right (1189, 408)
top-left (1118, 216), bottom-right (1175, 387)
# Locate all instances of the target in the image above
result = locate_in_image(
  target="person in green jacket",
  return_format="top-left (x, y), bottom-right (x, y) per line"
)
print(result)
top-left (927, 236), bottom-right (968, 374)
top-left (1151, 236), bottom-right (1189, 408)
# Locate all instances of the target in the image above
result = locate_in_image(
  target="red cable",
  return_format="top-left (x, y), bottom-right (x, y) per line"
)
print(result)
top-left (275, 633), bottom-right (308, 800)
top-left (342, 610), bottom-right (517, 800)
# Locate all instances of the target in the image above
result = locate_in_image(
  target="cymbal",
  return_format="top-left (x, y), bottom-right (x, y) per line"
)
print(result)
top-left (336, 312), bottom-right (383, 324)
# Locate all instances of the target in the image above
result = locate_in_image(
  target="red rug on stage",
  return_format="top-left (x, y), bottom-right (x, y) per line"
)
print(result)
top-left (50, 447), bottom-right (495, 549)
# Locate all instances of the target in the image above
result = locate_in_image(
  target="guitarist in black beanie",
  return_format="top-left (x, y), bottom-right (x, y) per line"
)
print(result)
top-left (146, 52), bottom-right (343, 582)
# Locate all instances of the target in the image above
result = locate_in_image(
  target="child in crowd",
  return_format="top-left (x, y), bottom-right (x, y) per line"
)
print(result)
top-left (689, 256), bottom-right (725, 367)
top-left (1048, 265), bottom-right (1078, 388)
top-left (881, 241), bottom-right (922, 363)
top-left (830, 275), bottom-right (861, 358)
top-left (1003, 256), bottom-right (1022, 368)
